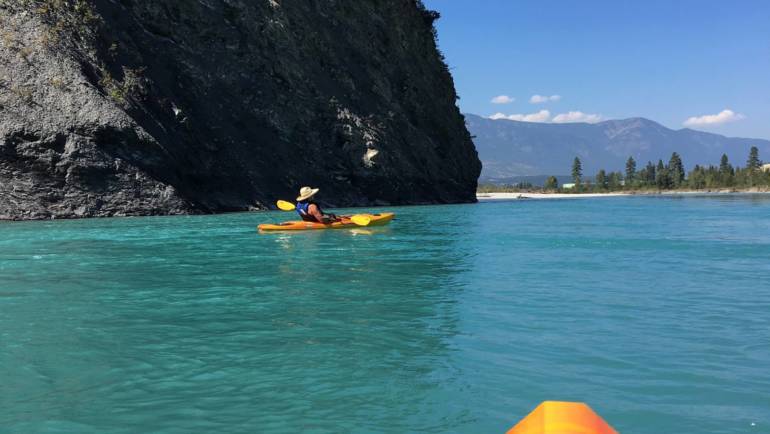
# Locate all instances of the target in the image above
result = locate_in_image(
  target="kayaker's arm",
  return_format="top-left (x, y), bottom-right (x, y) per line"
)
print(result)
top-left (308, 203), bottom-right (333, 224)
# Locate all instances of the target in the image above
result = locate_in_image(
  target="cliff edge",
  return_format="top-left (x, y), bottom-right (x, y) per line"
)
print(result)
top-left (0, 0), bottom-right (480, 219)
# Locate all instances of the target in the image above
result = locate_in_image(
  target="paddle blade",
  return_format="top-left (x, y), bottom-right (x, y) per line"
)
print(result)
top-left (350, 214), bottom-right (372, 226)
top-left (276, 200), bottom-right (296, 211)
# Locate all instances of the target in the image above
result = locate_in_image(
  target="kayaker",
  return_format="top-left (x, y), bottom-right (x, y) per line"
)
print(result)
top-left (295, 186), bottom-right (339, 224)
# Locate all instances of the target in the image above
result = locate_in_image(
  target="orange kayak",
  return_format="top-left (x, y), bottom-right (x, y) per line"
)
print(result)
top-left (507, 401), bottom-right (617, 434)
top-left (258, 213), bottom-right (395, 231)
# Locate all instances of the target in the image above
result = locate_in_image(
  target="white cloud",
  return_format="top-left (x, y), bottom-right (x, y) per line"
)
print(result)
top-left (489, 110), bottom-right (551, 122)
top-left (530, 94), bottom-right (562, 104)
top-left (683, 109), bottom-right (745, 127)
top-left (490, 109), bottom-right (604, 124)
top-left (552, 111), bottom-right (603, 124)
top-left (491, 95), bottom-right (515, 104)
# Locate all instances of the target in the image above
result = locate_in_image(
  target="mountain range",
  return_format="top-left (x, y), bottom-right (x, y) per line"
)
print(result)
top-left (465, 113), bottom-right (770, 182)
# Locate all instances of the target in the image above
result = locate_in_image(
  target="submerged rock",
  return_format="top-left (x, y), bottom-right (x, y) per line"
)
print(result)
top-left (0, 0), bottom-right (480, 220)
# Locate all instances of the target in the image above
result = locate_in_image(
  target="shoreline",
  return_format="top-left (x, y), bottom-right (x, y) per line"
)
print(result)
top-left (477, 189), bottom-right (770, 200)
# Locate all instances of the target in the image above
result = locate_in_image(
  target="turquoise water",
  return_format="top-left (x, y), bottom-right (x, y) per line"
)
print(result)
top-left (2, 195), bottom-right (770, 433)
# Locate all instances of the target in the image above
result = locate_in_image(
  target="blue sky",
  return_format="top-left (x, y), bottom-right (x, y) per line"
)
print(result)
top-left (423, 0), bottom-right (770, 139)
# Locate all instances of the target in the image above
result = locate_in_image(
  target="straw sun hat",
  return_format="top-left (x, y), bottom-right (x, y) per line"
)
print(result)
top-left (296, 186), bottom-right (320, 201)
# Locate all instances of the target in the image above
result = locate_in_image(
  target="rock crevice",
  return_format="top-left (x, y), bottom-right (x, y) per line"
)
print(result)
top-left (0, 0), bottom-right (480, 220)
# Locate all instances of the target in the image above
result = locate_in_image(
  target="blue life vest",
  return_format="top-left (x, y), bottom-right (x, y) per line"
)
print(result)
top-left (296, 201), bottom-right (311, 218)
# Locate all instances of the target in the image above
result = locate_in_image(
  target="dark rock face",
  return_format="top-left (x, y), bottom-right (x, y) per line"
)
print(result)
top-left (0, 1), bottom-right (480, 220)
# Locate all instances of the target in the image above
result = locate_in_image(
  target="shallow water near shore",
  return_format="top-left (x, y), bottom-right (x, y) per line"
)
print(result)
top-left (2, 195), bottom-right (770, 433)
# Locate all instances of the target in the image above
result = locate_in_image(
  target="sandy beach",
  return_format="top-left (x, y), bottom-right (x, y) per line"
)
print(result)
top-left (477, 189), bottom-right (770, 201)
top-left (477, 192), bottom-right (630, 200)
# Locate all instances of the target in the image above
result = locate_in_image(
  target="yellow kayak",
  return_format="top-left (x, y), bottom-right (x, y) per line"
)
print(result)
top-left (258, 213), bottom-right (395, 231)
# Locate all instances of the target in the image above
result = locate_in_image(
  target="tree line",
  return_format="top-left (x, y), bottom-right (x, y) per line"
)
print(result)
top-left (547, 146), bottom-right (770, 192)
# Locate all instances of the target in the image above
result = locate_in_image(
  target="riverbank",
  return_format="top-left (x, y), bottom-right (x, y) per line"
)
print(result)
top-left (477, 192), bottom-right (629, 200)
top-left (477, 188), bottom-right (770, 200)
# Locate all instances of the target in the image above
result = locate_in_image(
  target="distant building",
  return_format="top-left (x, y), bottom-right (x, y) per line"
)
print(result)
top-left (562, 183), bottom-right (576, 189)
top-left (761, 163), bottom-right (770, 172)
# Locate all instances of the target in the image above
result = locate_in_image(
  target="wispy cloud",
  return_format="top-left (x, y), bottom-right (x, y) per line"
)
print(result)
top-left (552, 111), bottom-right (602, 124)
top-left (683, 109), bottom-right (745, 127)
top-left (530, 94), bottom-right (561, 104)
top-left (490, 110), bottom-right (552, 122)
top-left (490, 110), bottom-right (602, 124)
top-left (491, 95), bottom-right (515, 104)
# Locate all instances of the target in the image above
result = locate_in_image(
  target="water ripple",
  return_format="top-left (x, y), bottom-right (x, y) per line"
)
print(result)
top-left (1, 196), bottom-right (769, 433)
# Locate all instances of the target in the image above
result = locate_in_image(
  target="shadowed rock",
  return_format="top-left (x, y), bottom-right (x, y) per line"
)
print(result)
top-left (0, 1), bottom-right (480, 220)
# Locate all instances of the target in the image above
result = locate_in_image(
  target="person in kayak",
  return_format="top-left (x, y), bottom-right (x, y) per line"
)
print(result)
top-left (295, 186), bottom-right (339, 224)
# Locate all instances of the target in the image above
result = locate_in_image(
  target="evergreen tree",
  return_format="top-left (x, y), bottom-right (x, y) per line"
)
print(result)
top-left (705, 165), bottom-right (720, 188)
top-left (668, 152), bottom-right (685, 187)
top-left (608, 171), bottom-right (622, 190)
top-left (719, 154), bottom-right (734, 185)
top-left (746, 147), bottom-right (762, 187)
top-left (638, 167), bottom-right (648, 184)
top-left (596, 169), bottom-right (608, 190)
top-left (572, 157), bottom-right (583, 186)
top-left (625, 156), bottom-right (637, 184)
top-left (688, 165), bottom-right (705, 189)
top-left (646, 161), bottom-right (656, 184)
top-left (747, 146), bottom-right (761, 171)
top-left (655, 160), bottom-right (670, 189)
top-left (719, 154), bottom-right (731, 173)
top-left (544, 176), bottom-right (558, 190)
top-left (547, 148), bottom-right (770, 191)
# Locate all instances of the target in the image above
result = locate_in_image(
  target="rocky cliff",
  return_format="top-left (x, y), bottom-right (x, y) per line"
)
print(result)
top-left (0, 0), bottom-right (480, 220)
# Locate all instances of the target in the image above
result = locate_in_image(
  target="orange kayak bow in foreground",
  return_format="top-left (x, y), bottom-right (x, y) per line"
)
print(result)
top-left (507, 401), bottom-right (617, 434)
top-left (258, 213), bottom-right (395, 231)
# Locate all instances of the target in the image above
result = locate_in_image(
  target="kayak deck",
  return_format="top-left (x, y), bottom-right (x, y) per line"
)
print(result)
top-left (258, 213), bottom-right (395, 231)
